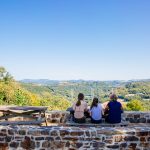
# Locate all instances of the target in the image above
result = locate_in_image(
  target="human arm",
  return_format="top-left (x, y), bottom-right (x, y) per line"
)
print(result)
top-left (72, 103), bottom-right (76, 111)
top-left (120, 105), bottom-right (124, 113)
top-left (104, 103), bottom-right (109, 117)
top-left (84, 102), bottom-right (88, 111)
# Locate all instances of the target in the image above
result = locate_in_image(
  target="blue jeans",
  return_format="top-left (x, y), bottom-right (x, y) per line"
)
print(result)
top-left (91, 118), bottom-right (102, 124)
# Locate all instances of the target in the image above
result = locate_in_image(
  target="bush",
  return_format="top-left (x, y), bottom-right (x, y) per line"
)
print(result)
top-left (126, 100), bottom-right (143, 111)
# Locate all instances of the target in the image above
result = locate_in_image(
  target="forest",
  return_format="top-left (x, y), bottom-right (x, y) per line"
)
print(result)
top-left (0, 66), bottom-right (150, 111)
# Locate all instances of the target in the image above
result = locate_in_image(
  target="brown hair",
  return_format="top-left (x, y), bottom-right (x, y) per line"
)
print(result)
top-left (110, 94), bottom-right (118, 101)
top-left (76, 93), bottom-right (84, 106)
top-left (90, 97), bottom-right (99, 109)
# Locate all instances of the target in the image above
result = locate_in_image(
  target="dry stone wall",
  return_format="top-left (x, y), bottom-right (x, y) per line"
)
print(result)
top-left (0, 111), bottom-right (149, 150)
top-left (122, 111), bottom-right (150, 123)
top-left (46, 111), bottom-right (150, 124)
top-left (0, 125), bottom-right (149, 150)
top-left (46, 111), bottom-right (70, 124)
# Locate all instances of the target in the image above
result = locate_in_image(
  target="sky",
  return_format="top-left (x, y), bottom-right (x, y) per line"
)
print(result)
top-left (0, 0), bottom-right (150, 81)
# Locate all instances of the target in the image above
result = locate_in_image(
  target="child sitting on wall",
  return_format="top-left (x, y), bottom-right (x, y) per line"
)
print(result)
top-left (72, 93), bottom-right (88, 123)
top-left (90, 97), bottom-right (103, 124)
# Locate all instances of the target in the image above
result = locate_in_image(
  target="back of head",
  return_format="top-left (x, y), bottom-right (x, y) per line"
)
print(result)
top-left (78, 93), bottom-right (84, 100)
top-left (76, 93), bottom-right (84, 106)
top-left (110, 93), bottom-right (118, 101)
top-left (91, 97), bottom-right (99, 109)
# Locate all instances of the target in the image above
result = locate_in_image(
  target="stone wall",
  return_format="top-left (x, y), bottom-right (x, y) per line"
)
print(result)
top-left (46, 111), bottom-right (70, 124)
top-left (0, 125), bottom-right (149, 150)
top-left (122, 111), bottom-right (150, 123)
top-left (46, 111), bottom-right (150, 124)
top-left (0, 111), bottom-right (149, 150)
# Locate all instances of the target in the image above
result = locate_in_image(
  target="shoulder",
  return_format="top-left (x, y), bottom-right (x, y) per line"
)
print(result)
top-left (90, 106), bottom-right (94, 111)
top-left (107, 101), bottom-right (112, 106)
top-left (72, 102), bottom-right (77, 107)
top-left (82, 100), bottom-right (87, 105)
top-left (98, 103), bottom-right (102, 107)
top-left (116, 101), bottom-right (122, 105)
top-left (73, 102), bottom-right (76, 105)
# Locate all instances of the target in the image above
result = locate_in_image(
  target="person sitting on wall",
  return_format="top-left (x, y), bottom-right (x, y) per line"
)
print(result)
top-left (104, 93), bottom-right (123, 123)
top-left (72, 93), bottom-right (88, 123)
top-left (90, 97), bottom-right (103, 124)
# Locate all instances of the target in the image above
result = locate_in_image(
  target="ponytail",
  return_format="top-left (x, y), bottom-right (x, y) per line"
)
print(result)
top-left (76, 99), bottom-right (81, 106)
top-left (76, 93), bottom-right (84, 107)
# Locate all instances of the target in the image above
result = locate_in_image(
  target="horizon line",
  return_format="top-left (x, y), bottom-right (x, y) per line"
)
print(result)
top-left (18, 78), bottom-right (150, 82)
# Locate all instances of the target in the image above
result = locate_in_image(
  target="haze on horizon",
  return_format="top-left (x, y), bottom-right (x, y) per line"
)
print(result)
top-left (0, 0), bottom-right (150, 81)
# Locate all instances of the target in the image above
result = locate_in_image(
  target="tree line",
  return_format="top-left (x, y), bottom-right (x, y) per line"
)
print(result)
top-left (0, 67), bottom-right (70, 110)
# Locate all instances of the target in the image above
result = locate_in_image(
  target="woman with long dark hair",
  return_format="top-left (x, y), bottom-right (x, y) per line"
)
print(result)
top-left (90, 97), bottom-right (103, 123)
top-left (73, 93), bottom-right (88, 123)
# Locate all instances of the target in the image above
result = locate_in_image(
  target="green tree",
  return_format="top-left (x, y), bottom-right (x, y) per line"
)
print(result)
top-left (126, 100), bottom-right (143, 111)
top-left (14, 89), bottom-right (30, 106)
top-left (0, 67), bottom-right (13, 84)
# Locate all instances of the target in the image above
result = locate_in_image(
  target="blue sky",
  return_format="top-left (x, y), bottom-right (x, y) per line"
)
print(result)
top-left (0, 0), bottom-right (150, 80)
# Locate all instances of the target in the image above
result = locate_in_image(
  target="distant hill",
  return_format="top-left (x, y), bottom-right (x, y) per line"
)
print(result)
top-left (20, 79), bottom-right (126, 86)
top-left (20, 79), bottom-right (60, 85)
top-left (20, 79), bottom-right (150, 103)
top-left (20, 79), bottom-right (150, 85)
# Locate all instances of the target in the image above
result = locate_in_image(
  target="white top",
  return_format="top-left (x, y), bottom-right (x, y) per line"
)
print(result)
top-left (90, 103), bottom-right (103, 120)
top-left (73, 101), bottom-right (88, 119)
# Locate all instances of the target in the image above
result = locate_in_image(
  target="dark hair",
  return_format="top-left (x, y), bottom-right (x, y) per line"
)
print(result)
top-left (76, 93), bottom-right (84, 106)
top-left (90, 97), bottom-right (99, 109)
